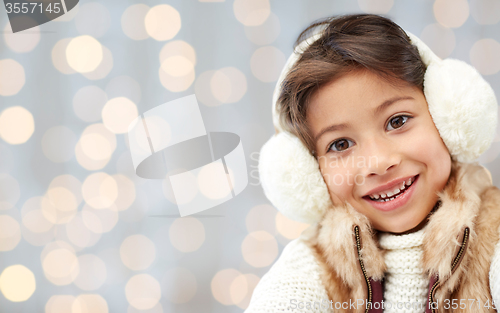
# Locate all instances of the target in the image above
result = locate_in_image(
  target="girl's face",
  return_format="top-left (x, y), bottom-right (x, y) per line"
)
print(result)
top-left (307, 69), bottom-right (451, 233)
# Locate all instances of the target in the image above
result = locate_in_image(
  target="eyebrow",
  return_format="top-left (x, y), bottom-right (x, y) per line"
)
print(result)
top-left (313, 96), bottom-right (415, 143)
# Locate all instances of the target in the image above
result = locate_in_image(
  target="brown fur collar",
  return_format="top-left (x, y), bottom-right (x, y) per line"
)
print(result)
top-left (302, 161), bottom-right (497, 311)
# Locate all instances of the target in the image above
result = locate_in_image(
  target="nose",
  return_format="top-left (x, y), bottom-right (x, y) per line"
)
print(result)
top-left (359, 136), bottom-right (401, 177)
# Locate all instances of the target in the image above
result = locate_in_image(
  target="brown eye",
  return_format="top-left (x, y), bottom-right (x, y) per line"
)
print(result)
top-left (329, 138), bottom-right (354, 152)
top-left (387, 115), bottom-right (409, 130)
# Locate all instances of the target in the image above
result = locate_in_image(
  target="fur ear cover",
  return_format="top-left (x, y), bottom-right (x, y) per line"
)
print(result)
top-left (258, 131), bottom-right (331, 224)
top-left (424, 58), bottom-right (498, 163)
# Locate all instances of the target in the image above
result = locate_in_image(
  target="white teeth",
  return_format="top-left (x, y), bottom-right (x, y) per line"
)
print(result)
top-left (368, 176), bottom-right (417, 201)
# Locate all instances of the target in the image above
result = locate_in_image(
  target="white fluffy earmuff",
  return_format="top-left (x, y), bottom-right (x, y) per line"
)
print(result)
top-left (258, 29), bottom-right (498, 224)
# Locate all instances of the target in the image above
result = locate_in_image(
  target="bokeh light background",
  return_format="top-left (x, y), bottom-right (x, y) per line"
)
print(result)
top-left (0, 0), bottom-right (500, 312)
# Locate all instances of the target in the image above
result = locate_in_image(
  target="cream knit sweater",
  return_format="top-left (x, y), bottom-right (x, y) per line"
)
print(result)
top-left (245, 226), bottom-right (500, 313)
top-left (378, 228), bottom-right (427, 312)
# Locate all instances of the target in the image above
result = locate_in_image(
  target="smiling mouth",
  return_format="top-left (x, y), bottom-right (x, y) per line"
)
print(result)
top-left (363, 175), bottom-right (419, 202)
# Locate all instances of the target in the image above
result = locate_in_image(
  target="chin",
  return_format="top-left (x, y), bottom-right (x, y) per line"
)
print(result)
top-left (377, 219), bottom-right (421, 234)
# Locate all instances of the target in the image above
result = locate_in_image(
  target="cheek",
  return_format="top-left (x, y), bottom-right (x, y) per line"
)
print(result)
top-left (404, 121), bottom-right (451, 182)
top-left (318, 159), bottom-right (355, 203)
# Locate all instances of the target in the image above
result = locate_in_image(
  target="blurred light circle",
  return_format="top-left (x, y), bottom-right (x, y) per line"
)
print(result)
top-left (20, 224), bottom-right (55, 247)
top-left (0, 215), bottom-right (21, 251)
top-left (233, 0), bottom-right (270, 26)
top-left (275, 212), bottom-right (310, 239)
top-left (65, 213), bottom-right (101, 248)
top-left (45, 295), bottom-right (76, 313)
top-left (229, 274), bottom-right (247, 305)
top-left (246, 204), bottom-right (276, 234)
top-left (234, 274), bottom-right (260, 309)
top-left (75, 2), bottom-right (111, 38)
top-left (112, 174), bottom-right (136, 211)
top-left (82, 172), bottom-right (118, 209)
top-left (41, 195), bottom-right (76, 225)
top-left (241, 231), bottom-right (278, 267)
top-left (161, 267), bottom-right (197, 304)
top-left (52, 38), bottom-right (77, 74)
top-left (470, 38), bottom-right (500, 75)
top-left (120, 234), bottom-right (156, 270)
top-left (66, 35), bottom-right (103, 73)
top-left (42, 126), bottom-right (77, 163)
top-left (125, 274), bottom-right (162, 310)
top-left (21, 197), bottom-right (54, 233)
top-left (169, 217), bottom-right (205, 252)
top-left (0, 173), bottom-right (21, 210)
top-left (72, 294), bottom-right (109, 313)
top-left (161, 56), bottom-right (194, 77)
top-left (49, 175), bottom-right (83, 205)
top-left (74, 254), bottom-right (107, 290)
top-left (470, 0), bottom-right (500, 25)
top-left (76, 124), bottom-right (116, 170)
top-left (244, 12), bottom-right (280, 45)
top-left (250, 46), bottom-right (286, 82)
top-left (197, 163), bottom-right (232, 199)
top-left (105, 76), bottom-right (142, 105)
top-left (127, 303), bottom-right (163, 313)
top-left (0, 265), bottom-right (36, 302)
top-left (159, 66), bottom-right (195, 92)
top-left (0, 106), bottom-right (34, 144)
top-left (211, 268), bottom-right (242, 305)
top-left (159, 40), bottom-right (196, 66)
top-left (82, 46), bottom-right (113, 80)
top-left (22, 209), bottom-right (54, 233)
top-left (122, 4), bottom-right (150, 40)
top-left (434, 0), bottom-right (469, 28)
top-left (210, 67), bottom-right (247, 104)
top-left (102, 97), bottom-right (139, 134)
top-left (420, 23), bottom-right (456, 60)
top-left (42, 248), bottom-right (80, 285)
top-left (82, 204), bottom-right (119, 233)
top-left (195, 70), bottom-right (221, 107)
top-left (3, 23), bottom-right (40, 53)
top-left (0, 59), bottom-right (25, 96)
top-left (41, 240), bottom-right (75, 260)
top-left (357, 0), bottom-right (394, 14)
top-left (145, 5), bottom-right (181, 41)
top-left (43, 186), bottom-right (78, 222)
top-left (75, 141), bottom-right (110, 170)
top-left (73, 85), bottom-right (108, 122)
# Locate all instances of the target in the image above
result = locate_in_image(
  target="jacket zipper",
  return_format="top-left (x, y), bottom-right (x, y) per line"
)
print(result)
top-left (428, 227), bottom-right (470, 313)
top-left (354, 225), bottom-right (372, 313)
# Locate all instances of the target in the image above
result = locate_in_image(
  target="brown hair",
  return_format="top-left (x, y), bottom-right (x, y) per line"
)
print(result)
top-left (276, 14), bottom-right (426, 156)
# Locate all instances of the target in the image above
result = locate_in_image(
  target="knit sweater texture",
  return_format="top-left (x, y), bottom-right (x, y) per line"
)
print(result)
top-left (245, 226), bottom-right (500, 312)
top-left (378, 227), bottom-right (428, 312)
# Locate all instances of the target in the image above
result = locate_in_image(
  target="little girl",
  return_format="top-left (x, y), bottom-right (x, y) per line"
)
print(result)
top-left (246, 14), bottom-right (500, 313)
